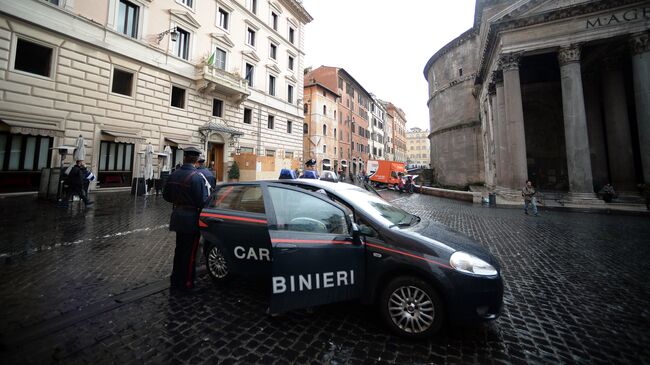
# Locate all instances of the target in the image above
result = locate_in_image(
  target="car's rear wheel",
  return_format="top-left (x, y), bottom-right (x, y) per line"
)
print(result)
top-left (205, 241), bottom-right (230, 283)
top-left (379, 276), bottom-right (443, 338)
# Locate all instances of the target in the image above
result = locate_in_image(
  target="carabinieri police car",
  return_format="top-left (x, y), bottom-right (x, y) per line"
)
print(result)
top-left (199, 179), bottom-right (503, 338)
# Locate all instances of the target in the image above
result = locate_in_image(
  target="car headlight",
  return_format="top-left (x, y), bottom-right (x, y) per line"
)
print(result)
top-left (449, 251), bottom-right (497, 276)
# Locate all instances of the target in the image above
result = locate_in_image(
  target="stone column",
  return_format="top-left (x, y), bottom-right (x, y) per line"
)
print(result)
top-left (487, 81), bottom-right (497, 188)
top-left (602, 56), bottom-right (636, 192)
top-left (583, 72), bottom-right (609, 190)
top-left (493, 70), bottom-right (508, 190)
top-left (630, 32), bottom-right (650, 184)
top-left (499, 53), bottom-right (528, 190)
top-left (557, 45), bottom-right (595, 194)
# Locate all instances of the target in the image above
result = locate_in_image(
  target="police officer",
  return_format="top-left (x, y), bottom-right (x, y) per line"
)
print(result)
top-left (196, 155), bottom-right (216, 190)
top-left (300, 159), bottom-right (319, 179)
top-left (163, 146), bottom-right (210, 293)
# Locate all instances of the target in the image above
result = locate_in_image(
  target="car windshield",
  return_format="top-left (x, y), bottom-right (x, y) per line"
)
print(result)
top-left (338, 189), bottom-right (416, 228)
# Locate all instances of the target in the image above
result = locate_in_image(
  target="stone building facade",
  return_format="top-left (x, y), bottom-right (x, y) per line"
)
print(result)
top-left (383, 101), bottom-right (407, 163)
top-left (424, 0), bottom-right (650, 204)
top-left (368, 94), bottom-right (386, 161)
top-left (0, 0), bottom-right (311, 193)
top-left (407, 127), bottom-right (430, 168)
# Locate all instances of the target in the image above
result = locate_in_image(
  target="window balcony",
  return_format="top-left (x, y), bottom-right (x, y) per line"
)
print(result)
top-left (196, 64), bottom-right (250, 104)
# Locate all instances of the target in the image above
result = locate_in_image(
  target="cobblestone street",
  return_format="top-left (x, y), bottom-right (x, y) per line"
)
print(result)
top-left (0, 189), bottom-right (648, 364)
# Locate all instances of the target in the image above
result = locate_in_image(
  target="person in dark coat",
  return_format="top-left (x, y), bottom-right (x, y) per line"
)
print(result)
top-left (65, 160), bottom-right (93, 207)
top-left (196, 155), bottom-right (216, 191)
top-left (163, 147), bottom-right (210, 294)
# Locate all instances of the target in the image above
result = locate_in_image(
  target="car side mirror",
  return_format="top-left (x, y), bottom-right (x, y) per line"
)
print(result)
top-left (351, 223), bottom-right (362, 245)
top-left (358, 224), bottom-right (376, 237)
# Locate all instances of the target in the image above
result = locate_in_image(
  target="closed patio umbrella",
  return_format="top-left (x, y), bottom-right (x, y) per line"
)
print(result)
top-left (144, 142), bottom-right (154, 180)
top-left (73, 135), bottom-right (85, 161)
top-left (163, 145), bottom-right (172, 171)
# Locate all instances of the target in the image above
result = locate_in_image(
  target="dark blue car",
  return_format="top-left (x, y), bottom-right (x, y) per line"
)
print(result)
top-left (200, 179), bottom-right (502, 338)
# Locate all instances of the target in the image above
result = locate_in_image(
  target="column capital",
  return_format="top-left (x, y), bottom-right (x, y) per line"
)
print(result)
top-left (558, 45), bottom-right (581, 66)
top-left (490, 69), bottom-right (503, 84)
top-left (630, 32), bottom-right (650, 55)
top-left (498, 53), bottom-right (521, 71)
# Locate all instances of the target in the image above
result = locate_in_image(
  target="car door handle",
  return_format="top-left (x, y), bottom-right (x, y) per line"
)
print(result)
top-left (276, 243), bottom-right (297, 252)
top-left (204, 217), bottom-right (224, 223)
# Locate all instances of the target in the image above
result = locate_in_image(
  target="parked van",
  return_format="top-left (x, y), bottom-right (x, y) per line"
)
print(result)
top-left (367, 160), bottom-right (406, 188)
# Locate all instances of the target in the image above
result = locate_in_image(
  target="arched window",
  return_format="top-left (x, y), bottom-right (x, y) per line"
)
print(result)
top-left (334, 128), bottom-right (337, 138)
top-left (323, 124), bottom-right (327, 136)
top-left (323, 105), bottom-right (327, 116)
top-left (303, 123), bottom-right (308, 134)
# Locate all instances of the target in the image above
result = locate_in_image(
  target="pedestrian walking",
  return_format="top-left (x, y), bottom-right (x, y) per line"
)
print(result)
top-left (163, 147), bottom-right (210, 294)
top-left (521, 180), bottom-right (539, 216)
top-left (63, 160), bottom-right (94, 208)
top-left (81, 163), bottom-right (96, 196)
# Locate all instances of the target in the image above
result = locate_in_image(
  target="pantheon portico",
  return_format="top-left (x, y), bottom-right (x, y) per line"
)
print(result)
top-left (424, 0), bottom-right (649, 205)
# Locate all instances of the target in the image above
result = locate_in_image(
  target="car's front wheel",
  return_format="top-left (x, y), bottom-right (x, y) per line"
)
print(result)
top-left (205, 241), bottom-right (230, 283)
top-left (379, 276), bottom-right (444, 338)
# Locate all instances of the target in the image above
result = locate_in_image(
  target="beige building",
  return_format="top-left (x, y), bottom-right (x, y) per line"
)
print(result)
top-left (424, 0), bottom-right (649, 205)
top-left (407, 127), bottom-right (430, 168)
top-left (0, 0), bottom-right (311, 193)
top-left (383, 101), bottom-right (407, 163)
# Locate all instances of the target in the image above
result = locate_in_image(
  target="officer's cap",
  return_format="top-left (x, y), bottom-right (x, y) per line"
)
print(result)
top-left (305, 158), bottom-right (316, 166)
top-left (183, 146), bottom-right (202, 157)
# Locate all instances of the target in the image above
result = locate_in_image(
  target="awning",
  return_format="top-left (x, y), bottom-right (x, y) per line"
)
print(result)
top-left (102, 129), bottom-right (145, 144)
top-left (164, 136), bottom-right (198, 149)
top-left (322, 159), bottom-right (331, 167)
top-left (1, 118), bottom-right (65, 137)
top-left (199, 121), bottom-right (243, 136)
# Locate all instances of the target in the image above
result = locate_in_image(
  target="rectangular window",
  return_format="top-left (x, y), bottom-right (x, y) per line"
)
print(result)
top-left (247, 0), bottom-right (257, 13)
top-left (288, 27), bottom-right (295, 44)
top-left (171, 86), bottom-right (186, 109)
top-left (212, 99), bottom-right (223, 117)
top-left (244, 108), bottom-right (252, 124)
top-left (266, 149), bottom-right (275, 157)
top-left (14, 38), bottom-right (53, 77)
top-left (118, 0), bottom-right (139, 38)
top-left (174, 28), bottom-right (190, 60)
top-left (0, 133), bottom-right (52, 172)
top-left (214, 47), bottom-right (227, 70)
top-left (267, 115), bottom-right (274, 129)
top-left (285, 151), bottom-right (293, 159)
top-left (268, 75), bottom-right (276, 96)
top-left (99, 141), bottom-right (134, 187)
top-left (111, 68), bottom-right (134, 96)
top-left (287, 121), bottom-right (292, 133)
top-left (247, 28), bottom-right (256, 47)
top-left (271, 12), bottom-right (278, 30)
top-left (218, 8), bottom-right (229, 30)
top-left (323, 145), bottom-right (326, 153)
top-left (288, 55), bottom-right (294, 70)
top-left (287, 84), bottom-right (293, 103)
top-left (245, 63), bottom-right (254, 86)
top-left (270, 43), bottom-right (277, 60)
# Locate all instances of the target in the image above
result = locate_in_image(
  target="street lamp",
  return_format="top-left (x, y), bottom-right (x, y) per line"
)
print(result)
top-left (156, 27), bottom-right (179, 44)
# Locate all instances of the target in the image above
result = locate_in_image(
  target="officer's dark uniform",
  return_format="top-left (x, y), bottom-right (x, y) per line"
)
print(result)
top-left (163, 147), bottom-right (209, 291)
top-left (196, 157), bottom-right (216, 189)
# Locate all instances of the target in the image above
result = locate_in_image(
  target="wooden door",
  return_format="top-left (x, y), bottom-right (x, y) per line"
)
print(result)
top-left (210, 143), bottom-right (224, 182)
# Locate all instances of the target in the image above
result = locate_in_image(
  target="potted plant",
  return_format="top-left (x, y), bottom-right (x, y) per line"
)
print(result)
top-left (228, 161), bottom-right (240, 182)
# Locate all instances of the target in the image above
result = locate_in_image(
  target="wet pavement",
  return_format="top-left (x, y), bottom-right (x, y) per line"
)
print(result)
top-left (0, 189), bottom-right (649, 364)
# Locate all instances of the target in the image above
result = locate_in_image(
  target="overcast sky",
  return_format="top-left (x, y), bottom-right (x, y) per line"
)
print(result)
top-left (302, 0), bottom-right (476, 131)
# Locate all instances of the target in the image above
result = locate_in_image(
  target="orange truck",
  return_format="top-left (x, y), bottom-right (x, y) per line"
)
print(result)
top-left (367, 160), bottom-right (406, 188)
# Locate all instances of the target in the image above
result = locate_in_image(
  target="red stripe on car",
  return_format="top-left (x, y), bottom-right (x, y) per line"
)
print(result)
top-left (366, 242), bottom-right (452, 269)
top-left (200, 212), bottom-right (267, 224)
top-left (271, 238), bottom-right (353, 245)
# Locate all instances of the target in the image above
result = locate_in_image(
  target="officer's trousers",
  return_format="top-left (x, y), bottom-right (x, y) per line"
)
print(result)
top-left (171, 232), bottom-right (200, 289)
